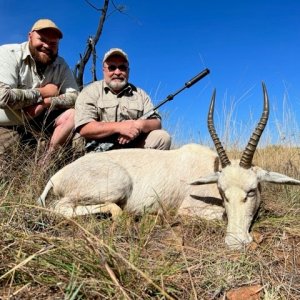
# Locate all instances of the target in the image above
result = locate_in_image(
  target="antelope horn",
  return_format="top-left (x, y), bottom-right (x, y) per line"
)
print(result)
top-left (239, 82), bottom-right (269, 169)
top-left (208, 89), bottom-right (231, 168)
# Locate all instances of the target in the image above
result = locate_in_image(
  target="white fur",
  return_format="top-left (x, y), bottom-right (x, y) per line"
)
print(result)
top-left (193, 160), bottom-right (300, 249)
top-left (38, 143), bottom-right (300, 249)
top-left (38, 144), bottom-right (224, 219)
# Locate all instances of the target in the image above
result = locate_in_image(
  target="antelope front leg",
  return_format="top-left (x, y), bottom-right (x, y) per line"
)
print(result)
top-left (52, 198), bottom-right (123, 220)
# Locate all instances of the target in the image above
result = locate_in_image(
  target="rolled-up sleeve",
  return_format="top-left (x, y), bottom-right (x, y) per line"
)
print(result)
top-left (74, 83), bottom-right (100, 130)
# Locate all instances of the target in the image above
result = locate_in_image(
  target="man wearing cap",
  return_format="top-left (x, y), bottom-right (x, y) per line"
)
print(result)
top-left (0, 19), bottom-right (79, 169)
top-left (75, 48), bottom-right (171, 151)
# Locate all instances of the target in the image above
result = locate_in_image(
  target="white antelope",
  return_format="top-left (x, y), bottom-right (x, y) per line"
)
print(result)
top-left (38, 83), bottom-right (300, 249)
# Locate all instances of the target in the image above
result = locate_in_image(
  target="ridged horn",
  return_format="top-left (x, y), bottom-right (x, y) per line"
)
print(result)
top-left (239, 82), bottom-right (269, 169)
top-left (208, 89), bottom-right (231, 168)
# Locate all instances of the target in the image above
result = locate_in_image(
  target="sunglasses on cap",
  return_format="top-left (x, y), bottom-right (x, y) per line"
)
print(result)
top-left (104, 64), bottom-right (129, 72)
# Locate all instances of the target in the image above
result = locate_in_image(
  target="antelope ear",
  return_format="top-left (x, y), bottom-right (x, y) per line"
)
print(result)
top-left (190, 172), bottom-right (220, 185)
top-left (257, 169), bottom-right (300, 185)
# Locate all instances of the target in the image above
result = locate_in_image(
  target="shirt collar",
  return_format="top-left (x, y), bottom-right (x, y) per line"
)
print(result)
top-left (21, 42), bottom-right (32, 61)
top-left (103, 81), bottom-right (134, 96)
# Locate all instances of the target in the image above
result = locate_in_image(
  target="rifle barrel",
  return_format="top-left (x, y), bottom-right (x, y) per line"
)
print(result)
top-left (185, 68), bottom-right (210, 88)
top-left (147, 68), bottom-right (210, 113)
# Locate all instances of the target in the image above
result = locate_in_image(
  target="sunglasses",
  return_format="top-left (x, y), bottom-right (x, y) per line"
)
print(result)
top-left (105, 64), bottom-right (129, 72)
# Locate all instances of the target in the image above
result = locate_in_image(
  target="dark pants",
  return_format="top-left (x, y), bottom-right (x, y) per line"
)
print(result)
top-left (85, 129), bottom-right (172, 152)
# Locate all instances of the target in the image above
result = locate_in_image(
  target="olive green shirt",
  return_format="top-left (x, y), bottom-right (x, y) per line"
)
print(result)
top-left (75, 80), bottom-right (160, 130)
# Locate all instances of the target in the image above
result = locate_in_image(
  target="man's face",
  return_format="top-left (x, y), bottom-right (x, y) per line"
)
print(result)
top-left (28, 29), bottom-right (59, 66)
top-left (103, 55), bottom-right (129, 93)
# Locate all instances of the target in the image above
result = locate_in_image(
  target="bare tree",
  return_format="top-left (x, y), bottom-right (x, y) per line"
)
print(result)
top-left (73, 0), bottom-right (109, 90)
top-left (74, 0), bottom-right (126, 90)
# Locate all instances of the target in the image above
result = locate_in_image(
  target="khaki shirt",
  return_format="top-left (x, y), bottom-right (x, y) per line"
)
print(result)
top-left (0, 41), bottom-right (78, 125)
top-left (75, 80), bottom-right (160, 130)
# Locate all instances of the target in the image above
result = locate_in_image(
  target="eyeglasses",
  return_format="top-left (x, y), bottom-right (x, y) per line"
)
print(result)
top-left (104, 64), bottom-right (129, 72)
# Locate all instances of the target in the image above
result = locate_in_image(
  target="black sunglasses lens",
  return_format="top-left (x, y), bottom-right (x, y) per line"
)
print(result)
top-left (118, 65), bottom-right (128, 71)
top-left (108, 65), bottom-right (117, 71)
top-left (107, 65), bottom-right (128, 72)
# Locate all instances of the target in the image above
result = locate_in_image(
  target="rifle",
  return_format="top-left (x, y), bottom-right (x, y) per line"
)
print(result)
top-left (85, 68), bottom-right (210, 152)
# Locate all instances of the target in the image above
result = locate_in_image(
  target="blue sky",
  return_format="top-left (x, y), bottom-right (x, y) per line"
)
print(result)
top-left (1, 0), bottom-right (300, 146)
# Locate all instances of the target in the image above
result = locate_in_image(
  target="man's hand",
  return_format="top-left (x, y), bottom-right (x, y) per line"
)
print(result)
top-left (117, 120), bottom-right (142, 144)
top-left (37, 83), bottom-right (59, 98)
top-left (79, 119), bottom-right (160, 142)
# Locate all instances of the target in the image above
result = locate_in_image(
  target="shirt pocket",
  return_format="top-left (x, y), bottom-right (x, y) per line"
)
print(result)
top-left (121, 100), bottom-right (144, 120)
top-left (98, 99), bottom-right (119, 122)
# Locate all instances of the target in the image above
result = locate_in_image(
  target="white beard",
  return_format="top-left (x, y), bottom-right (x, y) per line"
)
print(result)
top-left (108, 79), bottom-right (127, 92)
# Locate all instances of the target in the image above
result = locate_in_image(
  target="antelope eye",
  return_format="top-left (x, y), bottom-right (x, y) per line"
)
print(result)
top-left (247, 189), bottom-right (256, 198)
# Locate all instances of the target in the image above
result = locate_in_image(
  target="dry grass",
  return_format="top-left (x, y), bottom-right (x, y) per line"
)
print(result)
top-left (0, 143), bottom-right (300, 300)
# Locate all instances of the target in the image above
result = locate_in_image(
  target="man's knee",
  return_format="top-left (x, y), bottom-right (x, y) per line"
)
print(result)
top-left (55, 108), bottom-right (75, 126)
top-left (144, 129), bottom-right (171, 150)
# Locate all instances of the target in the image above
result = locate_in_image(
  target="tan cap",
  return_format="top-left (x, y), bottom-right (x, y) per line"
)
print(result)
top-left (103, 48), bottom-right (129, 63)
top-left (31, 19), bottom-right (63, 39)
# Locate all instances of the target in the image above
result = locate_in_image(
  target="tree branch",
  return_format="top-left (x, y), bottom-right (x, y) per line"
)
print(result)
top-left (74, 0), bottom-right (110, 90)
